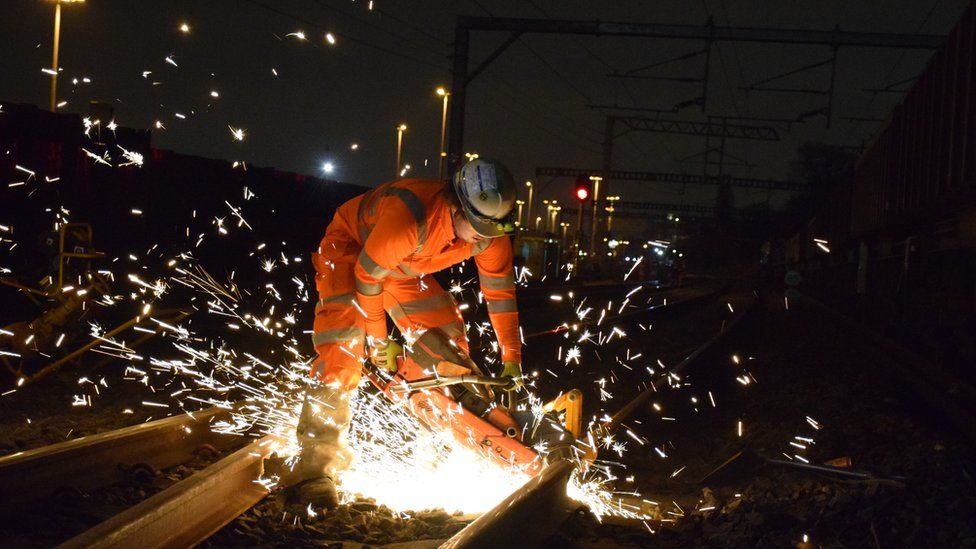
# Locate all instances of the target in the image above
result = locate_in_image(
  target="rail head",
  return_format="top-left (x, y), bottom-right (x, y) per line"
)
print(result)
top-left (441, 459), bottom-right (580, 549)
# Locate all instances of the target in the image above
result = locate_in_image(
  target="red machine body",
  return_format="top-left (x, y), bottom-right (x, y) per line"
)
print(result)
top-left (365, 354), bottom-right (545, 476)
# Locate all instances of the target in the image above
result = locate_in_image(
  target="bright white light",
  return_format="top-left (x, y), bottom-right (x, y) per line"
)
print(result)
top-left (322, 162), bottom-right (334, 174)
top-left (325, 32), bottom-right (336, 45)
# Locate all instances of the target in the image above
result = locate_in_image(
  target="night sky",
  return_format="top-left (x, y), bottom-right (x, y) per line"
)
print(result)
top-left (0, 0), bottom-right (969, 210)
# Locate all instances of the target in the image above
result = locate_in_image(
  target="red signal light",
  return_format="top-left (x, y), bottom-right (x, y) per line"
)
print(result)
top-left (576, 187), bottom-right (589, 201)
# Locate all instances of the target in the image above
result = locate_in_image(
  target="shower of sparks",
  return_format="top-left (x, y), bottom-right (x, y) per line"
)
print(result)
top-left (0, 27), bottom-right (822, 525)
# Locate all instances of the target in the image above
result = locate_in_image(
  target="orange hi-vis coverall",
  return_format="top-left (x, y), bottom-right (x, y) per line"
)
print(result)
top-left (310, 178), bottom-right (520, 390)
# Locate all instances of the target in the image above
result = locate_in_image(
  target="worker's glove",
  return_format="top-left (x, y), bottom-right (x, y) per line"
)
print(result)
top-left (370, 340), bottom-right (403, 374)
top-left (501, 361), bottom-right (524, 391)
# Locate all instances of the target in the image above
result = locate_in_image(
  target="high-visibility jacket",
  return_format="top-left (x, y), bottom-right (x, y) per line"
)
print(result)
top-left (318, 178), bottom-right (521, 363)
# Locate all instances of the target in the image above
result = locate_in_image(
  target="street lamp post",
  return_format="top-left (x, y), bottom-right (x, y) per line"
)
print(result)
top-left (436, 88), bottom-right (450, 181)
top-left (525, 181), bottom-right (534, 231)
top-left (395, 123), bottom-right (407, 179)
top-left (606, 195), bottom-right (620, 235)
top-left (587, 175), bottom-right (602, 254)
top-left (48, 0), bottom-right (84, 111)
top-left (548, 203), bottom-right (560, 234)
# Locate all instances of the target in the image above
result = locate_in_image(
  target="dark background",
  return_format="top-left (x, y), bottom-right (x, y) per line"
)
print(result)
top-left (0, 0), bottom-right (969, 213)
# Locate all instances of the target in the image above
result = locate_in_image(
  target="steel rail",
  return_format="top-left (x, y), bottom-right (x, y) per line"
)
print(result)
top-left (0, 406), bottom-right (239, 517)
top-left (60, 434), bottom-right (281, 549)
top-left (441, 459), bottom-right (580, 548)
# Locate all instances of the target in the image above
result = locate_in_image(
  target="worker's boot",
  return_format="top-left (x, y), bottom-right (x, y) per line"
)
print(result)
top-left (294, 383), bottom-right (353, 510)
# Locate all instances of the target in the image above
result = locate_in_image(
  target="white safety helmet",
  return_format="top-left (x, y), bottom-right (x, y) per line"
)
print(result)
top-left (452, 158), bottom-right (517, 237)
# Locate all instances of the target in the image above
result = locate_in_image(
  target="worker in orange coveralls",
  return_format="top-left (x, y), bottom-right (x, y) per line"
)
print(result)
top-left (295, 158), bottom-right (523, 508)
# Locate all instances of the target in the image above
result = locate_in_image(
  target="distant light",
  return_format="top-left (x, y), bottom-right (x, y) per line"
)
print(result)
top-left (575, 187), bottom-right (589, 201)
top-left (179, 22), bottom-right (190, 34)
top-left (436, 87), bottom-right (447, 96)
top-left (397, 124), bottom-right (408, 131)
top-left (350, 143), bottom-right (359, 150)
top-left (322, 162), bottom-right (335, 174)
top-left (325, 32), bottom-right (336, 45)
top-left (210, 90), bottom-right (219, 98)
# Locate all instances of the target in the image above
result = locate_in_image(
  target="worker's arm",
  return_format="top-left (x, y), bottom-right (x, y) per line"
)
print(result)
top-left (474, 237), bottom-right (521, 364)
top-left (354, 195), bottom-right (420, 343)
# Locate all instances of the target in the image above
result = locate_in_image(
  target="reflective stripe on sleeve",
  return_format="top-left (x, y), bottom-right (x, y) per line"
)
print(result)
top-left (357, 250), bottom-right (390, 279)
top-left (486, 298), bottom-right (518, 313)
top-left (312, 327), bottom-right (364, 346)
top-left (480, 273), bottom-right (515, 290)
top-left (315, 293), bottom-right (355, 313)
top-left (355, 279), bottom-right (383, 296)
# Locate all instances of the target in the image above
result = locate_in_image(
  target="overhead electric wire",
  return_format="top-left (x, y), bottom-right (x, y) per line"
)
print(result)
top-left (467, 0), bottom-right (593, 104)
top-left (367, 0), bottom-right (608, 155)
top-left (718, 0), bottom-right (754, 170)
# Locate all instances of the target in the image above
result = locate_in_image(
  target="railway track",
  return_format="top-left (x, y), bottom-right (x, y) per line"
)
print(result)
top-left (0, 284), bottom-right (755, 547)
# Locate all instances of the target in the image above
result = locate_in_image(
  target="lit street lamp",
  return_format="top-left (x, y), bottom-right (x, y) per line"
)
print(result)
top-left (436, 87), bottom-right (450, 181)
top-left (395, 123), bottom-right (407, 179)
top-left (525, 181), bottom-right (534, 231)
top-left (606, 195), bottom-right (620, 234)
top-left (47, 0), bottom-right (85, 112)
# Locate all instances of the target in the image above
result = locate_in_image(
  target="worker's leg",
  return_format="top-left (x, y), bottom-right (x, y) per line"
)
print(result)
top-left (383, 277), bottom-right (475, 372)
top-left (297, 255), bottom-right (363, 508)
top-left (309, 258), bottom-right (366, 389)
